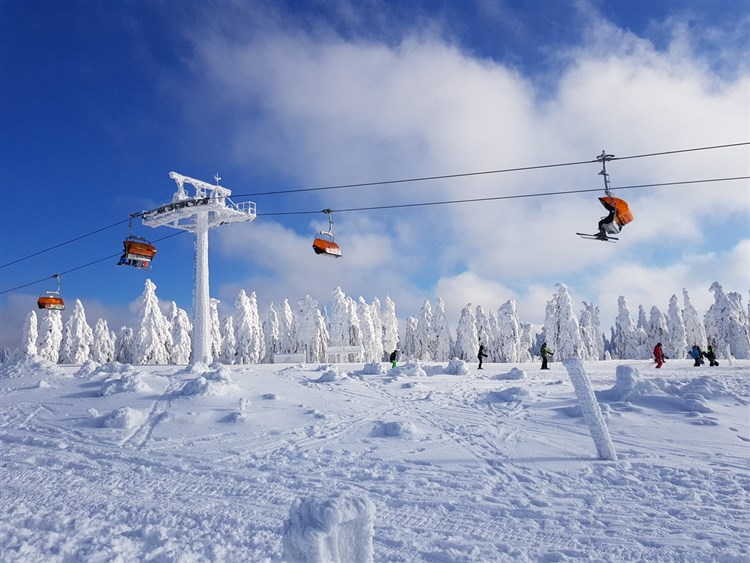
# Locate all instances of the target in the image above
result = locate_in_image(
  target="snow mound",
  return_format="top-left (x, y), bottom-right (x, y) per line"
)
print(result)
top-left (596, 365), bottom-right (659, 402)
top-left (177, 375), bottom-right (238, 397)
top-left (393, 362), bottom-right (426, 377)
top-left (283, 493), bottom-right (375, 563)
top-left (596, 367), bottom-right (715, 414)
top-left (445, 358), bottom-right (469, 375)
top-left (222, 412), bottom-right (248, 424)
top-left (361, 362), bottom-right (387, 376)
top-left (371, 420), bottom-right (418, 438)
top-left (75, 360), bottom-right (101, 377)
top-left (312, 366), bottom-right (345, 383)
top-left (495, 367), bottom-right (526, 380)
top-left (0, 356), bottom-right (63, 379)
top-left (100, 372), bottom-right (151, 396)
top-left (102, 407), bottom-right (144, 429)
top-left (484, 387), bottom-right (531, 403)
top-left (94, 361), bottom-right (134, 375)
top-left (262, 393), bottom-right (279, 400)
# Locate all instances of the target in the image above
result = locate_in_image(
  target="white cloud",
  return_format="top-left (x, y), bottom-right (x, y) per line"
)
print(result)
top-left (171, 5), bottom-right (749, 335)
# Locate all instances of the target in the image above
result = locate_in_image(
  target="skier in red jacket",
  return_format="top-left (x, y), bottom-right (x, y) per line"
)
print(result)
top-left (653, 342), bottom-right (665, 368)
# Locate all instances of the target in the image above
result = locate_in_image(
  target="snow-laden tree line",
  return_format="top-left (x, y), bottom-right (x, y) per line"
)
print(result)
top-left (12, 279), bottom-right (750, 365)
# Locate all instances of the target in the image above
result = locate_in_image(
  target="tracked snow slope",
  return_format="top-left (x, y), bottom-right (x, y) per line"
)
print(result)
top-left (1, 358), bottom-right (748, 561)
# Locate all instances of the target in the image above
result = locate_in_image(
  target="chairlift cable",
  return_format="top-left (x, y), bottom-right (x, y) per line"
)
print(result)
top-left (236, 141), bottom-right (749, 198)
top-left (0, 231), bottom-right (185, 295)
top-left (0, 218), bottom-right (132, 270)
top-left (1, 141), bottom-right (747, 269)
top-left (257, 176), bottom-right (749, 217)
top-left (2, 176), bottom-right (746, 294)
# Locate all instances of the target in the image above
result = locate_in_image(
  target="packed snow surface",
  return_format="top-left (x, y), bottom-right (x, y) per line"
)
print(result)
top-left (1, 358), bottom-right (748, 561)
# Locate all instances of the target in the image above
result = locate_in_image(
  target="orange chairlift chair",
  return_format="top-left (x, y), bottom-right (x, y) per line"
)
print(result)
top-left (312, 209), bottom-right (342, 258)
top-left (118, 215), bottom-right (157, 269)
top-left (577, 151), bottom-right (634, 242)
top-left (37, 274), bottom-right (65, 311)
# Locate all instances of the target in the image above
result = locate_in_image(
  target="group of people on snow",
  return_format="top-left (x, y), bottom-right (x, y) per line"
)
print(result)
top-left (653, 342), bottom-right (719, 368)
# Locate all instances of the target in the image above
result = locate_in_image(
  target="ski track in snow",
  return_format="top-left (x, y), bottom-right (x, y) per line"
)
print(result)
top-left (1, 360), bottom-right (748, 561)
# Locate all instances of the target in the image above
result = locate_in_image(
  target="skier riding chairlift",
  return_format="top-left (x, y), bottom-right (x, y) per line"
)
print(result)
top-left (118, 215), bottom-right (157, 269)
top-left (577, 151), bottom-right (634, 242)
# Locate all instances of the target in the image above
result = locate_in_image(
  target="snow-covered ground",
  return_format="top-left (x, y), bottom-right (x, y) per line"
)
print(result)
top-left (1, 357), bottom-right (748, 562)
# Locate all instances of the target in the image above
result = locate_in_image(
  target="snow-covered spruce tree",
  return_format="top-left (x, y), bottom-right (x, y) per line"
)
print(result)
top-left (235, 290), bottom-right (264, 364)
top-left (381, 296), bottom-right (399, 356)
top-left (647, 306), bottom-right (669, 353)
top-left (432, 297), bottom-right (452, 362)
top-left (209, 298), bottom-right (222, 364)
top-left (454, 303), bottom-right (478, 361)
top-left (543, 284), bottom-right (584, 360)
top-left (665, 294), bottom-right (687, 360)
top-left (114, 326), bottom-right (134, 364)
top-left (169, 302), bottom-right (192, 365)
top-left (705, 282), bottom-right (750, 359)
top-left (416, 300), bottom-right (433, 360)
top-left (329, 287), bottom-right (350, 347)
top-left (91, 318), bottom-right (116, 364)
top-left (358, 297), bottom-right (377, 362)
top-left (633, 305), bottom-right (651, 359)
top-left (475, 305), bottom-right (493, 359)
top-left (19, 310), bottom-right (38, 358)
top-left (296, 295), bottom-right (329, 362)
top-left (636, 305), bottom-right (648, 331)
top-left (132, 279), bottom-right (172, 365)
top-left (37, 310), bottom-right (63, 363)
top-left (220, 315), bottom-right (237, 364)
top-left (605, 327), bottom-right (616, 359)
top-left (518, 322), bottom-right (533, 363)
top-left (488, 311), bottom-right (500, 362)
top-left (496, 300), bottom-right (521, 363)
top-left (403, 316), bottom-right (418, 359)
top-left (262, 303), bottom-right (281, 363)
top-left (579, 301), bottom-right (603, 361)
top-left (277, 299), bottom-right (297, 354)
top-left (61, 299), bottom-right (94, 364)
top-left (370, 297), bottom-right (385, 362)
top-left (345, 296), bottom-right (363, 347)
top-left (682, 288), bottom-right (707, 351)
top-left (613, 296), bottom-right (640, 359)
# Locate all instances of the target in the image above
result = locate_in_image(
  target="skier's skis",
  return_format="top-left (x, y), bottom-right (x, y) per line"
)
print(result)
top-left (577, 232), bottom-right (618, 242)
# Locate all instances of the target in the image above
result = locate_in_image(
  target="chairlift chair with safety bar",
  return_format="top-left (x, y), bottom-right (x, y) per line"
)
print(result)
top-left (312, 209), bottom-right (342, 257)
top-left (118, 214), bottom-right (157, 269)
top-left (37, 274), bottom-right (65, 310)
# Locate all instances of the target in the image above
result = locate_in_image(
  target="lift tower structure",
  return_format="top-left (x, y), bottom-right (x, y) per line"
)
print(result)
top-left (142, 172), bottom-right (256, 364)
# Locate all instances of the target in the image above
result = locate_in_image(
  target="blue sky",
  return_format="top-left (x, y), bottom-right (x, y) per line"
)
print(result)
top-left (1, 0), bottom-right (749, 351)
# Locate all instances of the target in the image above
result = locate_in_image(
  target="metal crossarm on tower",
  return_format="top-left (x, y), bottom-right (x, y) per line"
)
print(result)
top-left (142, 172), bottom-right (256, 364)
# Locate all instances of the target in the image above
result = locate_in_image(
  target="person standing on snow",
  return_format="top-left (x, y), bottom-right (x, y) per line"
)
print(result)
top-left (477, 344), bottom-right (488, 370)
top-left (540, 342), bottom-right (553, 370)
top-left (389, 349), bottom-right (398, 369)
top-left (653, 342), bottom-right (665, 368)
top-left (705, 344), bottom-right (719, 366)
top-left (690, 344), bottom-right (704, 367)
